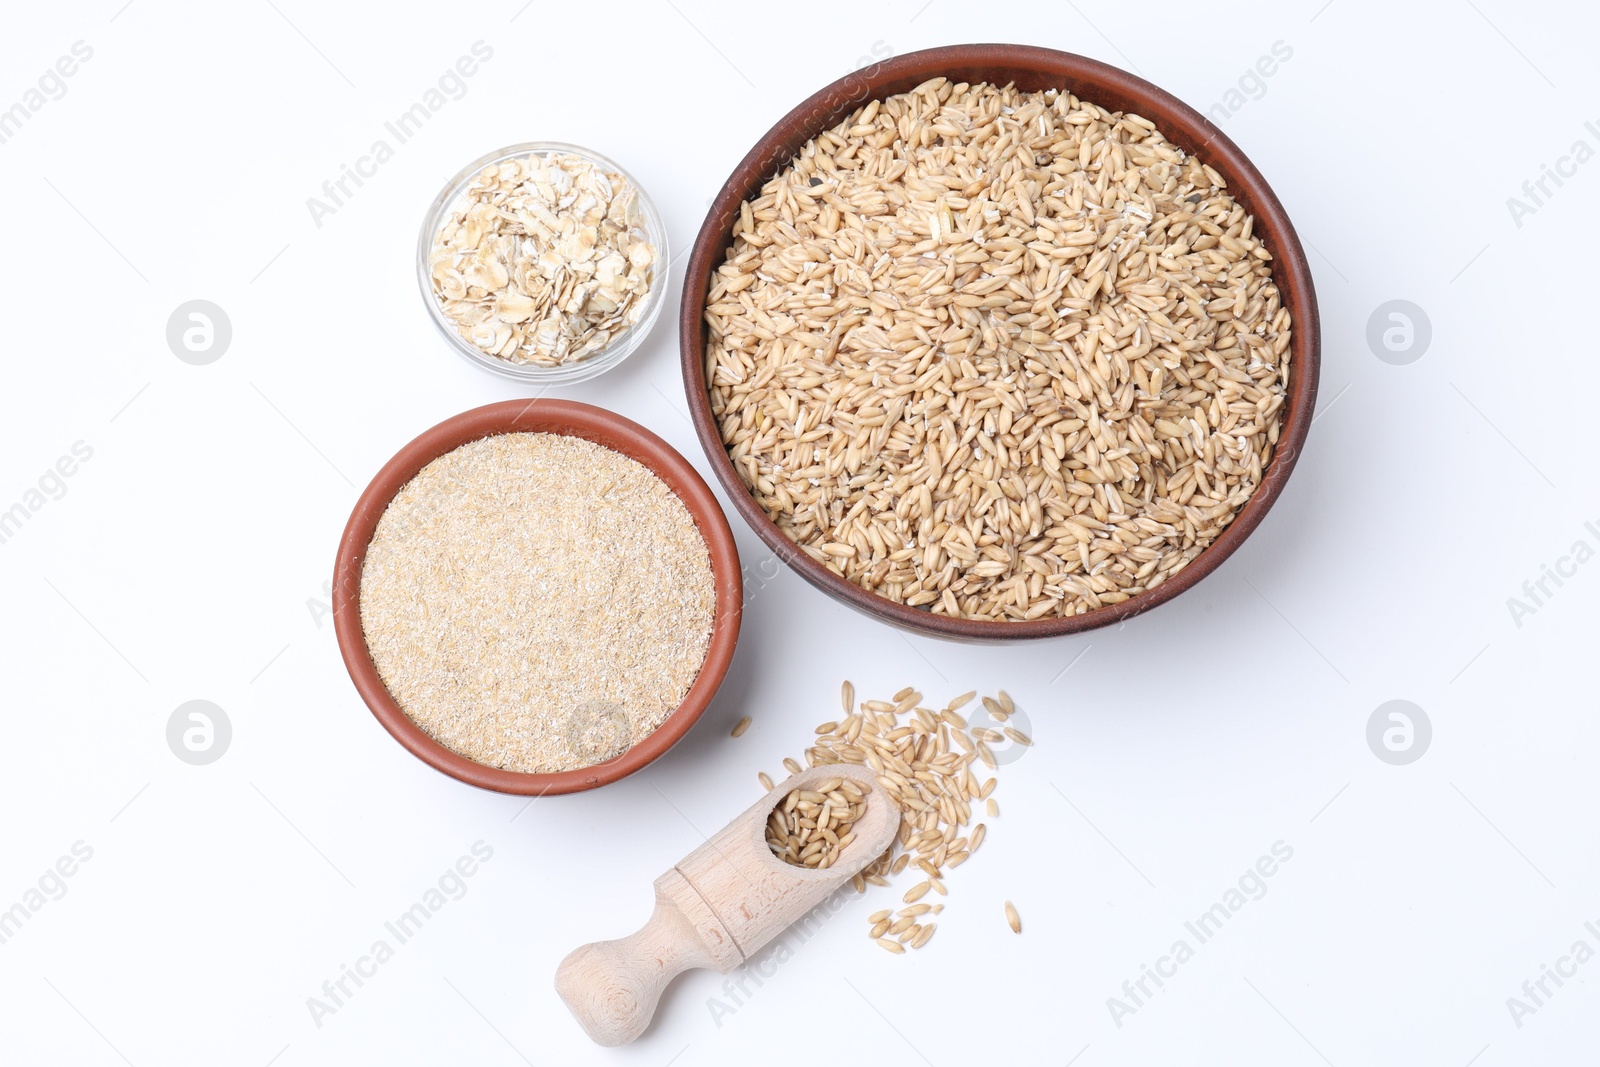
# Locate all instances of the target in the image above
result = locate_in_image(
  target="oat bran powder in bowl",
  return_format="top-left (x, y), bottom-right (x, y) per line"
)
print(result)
top-left (358, 432), bottom-right (716, 773)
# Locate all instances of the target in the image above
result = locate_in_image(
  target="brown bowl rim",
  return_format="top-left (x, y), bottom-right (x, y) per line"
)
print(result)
top-left (332, 398), bottom-right (743, 795)
top-left (678, 42), bottom-right (1320, 641)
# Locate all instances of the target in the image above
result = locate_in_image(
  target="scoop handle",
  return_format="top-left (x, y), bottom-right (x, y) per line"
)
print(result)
top-left (554, 886), bottom-right (725, 1046)
top-left (557, 764), bottom-right (896, 1045)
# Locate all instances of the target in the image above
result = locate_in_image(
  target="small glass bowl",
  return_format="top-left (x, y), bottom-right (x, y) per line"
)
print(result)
top-left (416, 141), bottom-right (669, 386)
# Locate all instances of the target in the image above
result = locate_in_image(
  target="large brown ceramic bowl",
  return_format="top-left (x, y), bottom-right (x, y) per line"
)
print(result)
top-left (680, 43), bottom-right (1319, 642)
top-left (333, 399), bottom-right (742, 795)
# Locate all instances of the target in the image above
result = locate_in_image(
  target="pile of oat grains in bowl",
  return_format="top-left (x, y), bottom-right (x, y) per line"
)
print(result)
top-left (704, 78), bottom-right (1292, 622)
top-left (754, 681), bottom-right (1030, 953)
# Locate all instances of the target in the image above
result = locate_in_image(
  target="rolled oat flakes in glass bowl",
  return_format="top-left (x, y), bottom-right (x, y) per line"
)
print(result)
top-left (417, 142), bottom-right (668, 384)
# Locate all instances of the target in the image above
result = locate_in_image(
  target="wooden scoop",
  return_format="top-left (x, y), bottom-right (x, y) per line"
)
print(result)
top-left (556, 763), bottom-right (898, 1045)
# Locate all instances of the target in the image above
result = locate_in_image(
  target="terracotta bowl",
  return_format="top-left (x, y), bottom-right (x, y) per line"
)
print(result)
top-left (332, 399), bottom-right (742, 795)
top-left (680, 43), bottom-right (1320, 642)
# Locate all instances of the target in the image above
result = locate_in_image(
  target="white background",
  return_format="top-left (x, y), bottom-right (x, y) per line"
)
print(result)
top-left (1, 1), bottom-right (1595, 1064)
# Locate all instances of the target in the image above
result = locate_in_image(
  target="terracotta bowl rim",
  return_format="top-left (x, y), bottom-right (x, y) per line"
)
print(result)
top-left (332, 398), bottom-right (743, 796)
top-left (678, 42), bottom-right (1320, 641)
